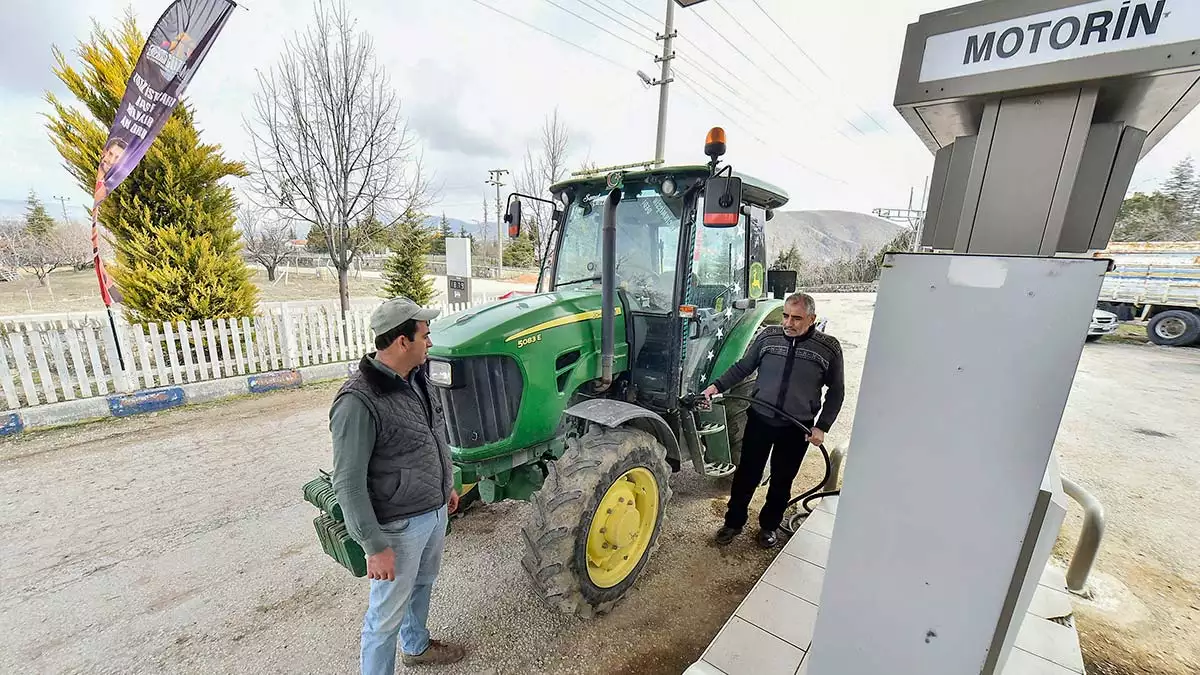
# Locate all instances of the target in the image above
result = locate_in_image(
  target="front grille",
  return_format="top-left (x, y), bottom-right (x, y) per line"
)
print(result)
top-left (435, 355), bottom-right (523, 448)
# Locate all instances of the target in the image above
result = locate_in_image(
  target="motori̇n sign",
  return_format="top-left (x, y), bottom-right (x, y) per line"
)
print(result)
top-left (919, 0), bottom-right (1200, 82)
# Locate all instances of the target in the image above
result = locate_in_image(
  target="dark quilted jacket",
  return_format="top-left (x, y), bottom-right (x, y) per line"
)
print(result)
top-left (335, 355), bottom-right (453, 523)
top-left (713, 324), bottom-right (845, 432)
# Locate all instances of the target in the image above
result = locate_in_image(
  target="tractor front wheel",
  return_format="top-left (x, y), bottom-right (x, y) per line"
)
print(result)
top-left (521, 424), bottom-right (672, 618)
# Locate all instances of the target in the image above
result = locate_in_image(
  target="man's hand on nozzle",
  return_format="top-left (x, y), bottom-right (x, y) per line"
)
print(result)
top-left (702, 384), bottom-right (720, 407)
top-left (807, 428), bottom-right (825, 447)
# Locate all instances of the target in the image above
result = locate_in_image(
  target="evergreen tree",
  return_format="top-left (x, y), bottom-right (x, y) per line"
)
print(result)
top-left (23, 190), bottom-right (56, 238)
top-left (44, 11), bottom-right (256, 322)
top-left (429, 213), bottom-right (452, 255)
top-left (380, 213), bottom-right (435, 305)
top-left (503, 232), bottom-right (535, 267)
top-left (770, 244), bottom-right (802, 271)
top-left (306, 222), bottom-right (330, 253)
top-left (1161, 156), bottom-right (1199, 229)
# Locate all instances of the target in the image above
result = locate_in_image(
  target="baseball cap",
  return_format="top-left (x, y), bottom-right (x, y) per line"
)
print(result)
top-left (370, 297), bottom-right (440, 335)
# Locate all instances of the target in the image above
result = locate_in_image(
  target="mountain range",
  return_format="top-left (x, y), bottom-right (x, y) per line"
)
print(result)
top-left (1, 197), bottom-right (903, 265)
top-left (425, 210), bottom-right (903, 264)
top-left (765, 210), bottom-right (905, 264)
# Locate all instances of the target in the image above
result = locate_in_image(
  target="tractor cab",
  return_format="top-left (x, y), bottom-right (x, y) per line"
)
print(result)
top-left (509, 131), bottom-right (788, 414)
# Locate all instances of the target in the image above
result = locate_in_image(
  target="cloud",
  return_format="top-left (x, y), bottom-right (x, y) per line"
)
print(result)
top-left (398, 58), bottom-right (506, 159)
top-left (407, 103), bottom-right (507, 159)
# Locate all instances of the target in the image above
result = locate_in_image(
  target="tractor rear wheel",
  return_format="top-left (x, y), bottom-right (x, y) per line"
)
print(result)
top-left (521, 424), bottom-right (672, 618)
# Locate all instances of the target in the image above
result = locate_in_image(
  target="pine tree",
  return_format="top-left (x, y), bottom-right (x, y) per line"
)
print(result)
top-left (428, 212), bottom-right (452, 255)
top-left (306, 222), bottom-right (330, 253)
top-left (503, 232), bottom-right (535, 267)
top-left (380, 213), bottom-right (435, 305)
top-left (44, 11), bottom-right (256, 322)
top-left (1161, 156), bottom-right (1199, 232)
top-left (24, 190), bottom-right (56, 238)
top-left (771, 244), bottom-right (802, 271)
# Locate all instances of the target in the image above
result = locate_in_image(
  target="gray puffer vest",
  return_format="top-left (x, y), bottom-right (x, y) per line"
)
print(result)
top-left (335, 355), bottom-right (453, 524)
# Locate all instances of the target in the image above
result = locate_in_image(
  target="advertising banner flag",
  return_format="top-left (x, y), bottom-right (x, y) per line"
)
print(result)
top-left (91, 0), bottom-right (237, 306)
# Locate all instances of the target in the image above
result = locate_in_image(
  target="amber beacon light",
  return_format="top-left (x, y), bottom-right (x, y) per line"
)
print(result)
top-left (704, 127), bottom-right (727, 161)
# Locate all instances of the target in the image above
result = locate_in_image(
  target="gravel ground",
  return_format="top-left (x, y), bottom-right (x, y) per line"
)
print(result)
top-left (0, 294), bottom-right (872, 675)
top-left (1, 292), bottom-right (1194, 674)
top-left (1054, 340), bottom-right (1200, 674)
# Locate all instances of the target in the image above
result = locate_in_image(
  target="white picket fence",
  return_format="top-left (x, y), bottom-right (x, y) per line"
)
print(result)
top-left (0, 296), bottom-right (497, 410)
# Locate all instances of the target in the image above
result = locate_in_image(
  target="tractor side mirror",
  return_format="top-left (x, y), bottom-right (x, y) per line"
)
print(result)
top-left (504, 198), bottom-right (522, 238)
top-left (702, 175), bottom-right (743, 228)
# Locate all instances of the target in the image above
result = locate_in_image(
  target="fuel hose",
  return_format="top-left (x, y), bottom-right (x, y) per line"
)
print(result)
top-left (681, 392), bottom-right (840, 535)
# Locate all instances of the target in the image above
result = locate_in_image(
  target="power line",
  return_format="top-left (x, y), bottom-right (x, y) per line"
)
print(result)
top-left (540, 0), bottom-right (655, 57)
top-left (466, 0), bottom-right (635, 71)
top-left (684, 8), bottom-right (855, 142)
top-left (749, 0), bottom-right (889, 132)
top-left (465, 0), bottom-right (845, 187)
top-left (586, 0), bottom-right (659, 38)
top-left (616, 0), bottom-right (659, 24)
top-left (711, 2), bottom-right (867, 134)
top-left (550, 0), bottom-right (786, 140)
top-left (674, 68), bottom-right (771, 133)
top-left (674, 71), bottom-right (842, 185)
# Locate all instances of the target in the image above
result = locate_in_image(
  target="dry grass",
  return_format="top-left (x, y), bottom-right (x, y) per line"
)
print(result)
top-left (1098, 323), bottom-right (1150, 345)
top-left (0, 268), bottom-right (389, 317)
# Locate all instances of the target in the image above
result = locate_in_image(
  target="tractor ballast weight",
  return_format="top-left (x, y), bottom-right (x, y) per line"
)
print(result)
top-left (304, 128), bottom-right (793, 616)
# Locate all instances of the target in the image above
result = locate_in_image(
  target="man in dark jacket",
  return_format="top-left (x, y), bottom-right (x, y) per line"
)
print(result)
top-left (330, 297), bottom-right (464, 673)
top-left (703, 292), bottom-right (844, 548)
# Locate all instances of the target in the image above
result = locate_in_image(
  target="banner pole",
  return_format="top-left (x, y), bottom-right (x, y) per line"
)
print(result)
top-left (105, 306), bottom-right (127, 371)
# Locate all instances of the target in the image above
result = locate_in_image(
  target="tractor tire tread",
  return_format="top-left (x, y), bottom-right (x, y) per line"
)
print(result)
top-left (520, 424), bottom-right (672, 618)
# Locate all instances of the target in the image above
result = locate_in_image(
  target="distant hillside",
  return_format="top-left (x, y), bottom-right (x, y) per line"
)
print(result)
top-left (0, 198), bottom-right (90, 223)
top-left (5, 198), bottom-right (898, 265)
top-left (766, 210), bottom-right (904, 264)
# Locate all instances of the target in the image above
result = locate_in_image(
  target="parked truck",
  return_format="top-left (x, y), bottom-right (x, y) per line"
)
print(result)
top-left (1093, 241), bottom-right (1200, 347)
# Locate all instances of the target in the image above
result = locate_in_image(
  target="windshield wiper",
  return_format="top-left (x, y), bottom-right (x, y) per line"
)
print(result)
top-left (555, 275), bottom-right (602, 288)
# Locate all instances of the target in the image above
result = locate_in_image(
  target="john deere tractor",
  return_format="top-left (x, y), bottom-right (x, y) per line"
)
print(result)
top-left (307, 129), bottom-right (791, 617)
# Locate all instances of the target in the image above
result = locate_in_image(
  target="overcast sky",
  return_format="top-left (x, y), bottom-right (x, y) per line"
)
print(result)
top-left (2, 0), bottom-right (1198, 225)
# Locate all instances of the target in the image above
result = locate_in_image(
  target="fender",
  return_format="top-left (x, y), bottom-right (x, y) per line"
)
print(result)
top-left (706, 299), bottom-right (784, 385)
top-left (563, 398), bottom-right (681, 463)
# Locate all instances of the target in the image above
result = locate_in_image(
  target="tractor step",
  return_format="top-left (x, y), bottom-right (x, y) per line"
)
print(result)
top-left (698, 423), bottom-right (727, 436)
top-left (704, 462), bottom-right (737, 478)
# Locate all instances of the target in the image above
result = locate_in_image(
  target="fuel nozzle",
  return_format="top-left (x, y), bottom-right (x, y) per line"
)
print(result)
top-left (680, 392), bottom-right (721, 410)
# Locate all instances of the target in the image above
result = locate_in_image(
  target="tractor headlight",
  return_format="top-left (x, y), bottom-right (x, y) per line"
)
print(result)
top-left (428, 360), bottom-right (452, 387)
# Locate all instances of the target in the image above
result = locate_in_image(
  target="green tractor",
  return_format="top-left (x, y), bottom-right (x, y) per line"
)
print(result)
top-left (308, 129), bottom-right (791, 616)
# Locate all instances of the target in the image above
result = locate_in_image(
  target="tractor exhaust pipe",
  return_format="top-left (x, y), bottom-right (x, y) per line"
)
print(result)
top-left (598, 187), bottom-right (620, 391)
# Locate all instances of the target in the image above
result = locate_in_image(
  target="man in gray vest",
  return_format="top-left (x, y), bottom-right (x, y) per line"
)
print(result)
top-left (330, 296), bottom-right (464, 673)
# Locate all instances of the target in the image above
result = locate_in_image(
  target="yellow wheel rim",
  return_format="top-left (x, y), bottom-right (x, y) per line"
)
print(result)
top-left (585, 467), bottom-right (660, 589)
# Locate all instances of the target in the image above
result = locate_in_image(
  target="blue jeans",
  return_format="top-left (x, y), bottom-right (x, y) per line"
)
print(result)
top-left (360, 505), bottom-right (447, 675)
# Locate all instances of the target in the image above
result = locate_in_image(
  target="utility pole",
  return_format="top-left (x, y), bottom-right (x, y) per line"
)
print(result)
top-left (486, 169), bottom-right (509, 280)
top-left (653, 0), bottom-right (677, 163)
top-left (51, 195), bottom-right (70, 223)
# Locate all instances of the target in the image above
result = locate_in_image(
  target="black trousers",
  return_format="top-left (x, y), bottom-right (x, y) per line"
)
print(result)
top-left (724, 411), bottom-right (811, 531)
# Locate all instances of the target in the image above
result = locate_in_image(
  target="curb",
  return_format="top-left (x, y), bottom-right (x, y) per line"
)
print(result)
top-left (1, 361), bottom-right (359, 437)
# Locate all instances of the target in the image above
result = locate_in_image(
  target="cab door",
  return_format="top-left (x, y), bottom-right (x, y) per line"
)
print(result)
top-left (681, 208), bottom-right (751, 396)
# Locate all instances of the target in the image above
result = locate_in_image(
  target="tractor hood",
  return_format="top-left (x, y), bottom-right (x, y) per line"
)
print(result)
top-left (427, 287), bottom-right (630, 464)
top-left (428, 288), bottom-right (621, 359)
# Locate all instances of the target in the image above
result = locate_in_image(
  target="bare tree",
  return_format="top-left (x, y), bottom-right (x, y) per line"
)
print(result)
top-left (516, 110), bottom-right (571, 274)
top-left (238, 204), bottom-right (294, 282)
top-left (246, 0), bottom-right (432, 312)
top-left (0, 218), bottom-right (90, 290)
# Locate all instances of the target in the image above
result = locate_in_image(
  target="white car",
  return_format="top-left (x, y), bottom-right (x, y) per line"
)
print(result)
top-left (1086, 308), bottom-right (1119, 342)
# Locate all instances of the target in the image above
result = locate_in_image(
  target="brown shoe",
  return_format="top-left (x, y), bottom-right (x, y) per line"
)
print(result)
top-left (401, 639), bottom-right (465, 666)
